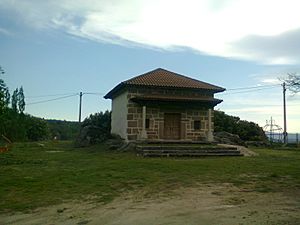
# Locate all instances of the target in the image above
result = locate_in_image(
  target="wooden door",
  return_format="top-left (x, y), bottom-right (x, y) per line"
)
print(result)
top-left (164, 113), bottom-right (181, 140)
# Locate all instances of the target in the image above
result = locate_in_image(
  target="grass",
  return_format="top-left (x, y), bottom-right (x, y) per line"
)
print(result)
top-left (0, 141), bottom-right (300, 213)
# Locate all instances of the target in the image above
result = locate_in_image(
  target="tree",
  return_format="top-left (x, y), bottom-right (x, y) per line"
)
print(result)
top-left (214, 110), bottom-right (239, 134)
top-left (76, 111), bottom-right (111, 146)
top-left (214, 110), bottom-right (267, 141)
top-left (18, 86), bottom-right (25, 113)
top-left (284, 73), bottom-right (300, 93)
top-left (47, 119), bottom-right (80, 140)
top-left (25, 116), bottom-right (49, 141)
top-left (11, 88), bottom-right (18, 112)
top-left (11, 87), bottom-right (25, 114)
top-left (0, 66), bottom-right (10, 113)
top-left (0, 66), bottom-right (47, 141)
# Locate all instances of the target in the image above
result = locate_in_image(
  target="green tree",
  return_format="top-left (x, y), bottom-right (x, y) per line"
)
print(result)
top-left (214, 110), bottom-right (267, 141)
top-left (25, 116), bottom-right (49, 141)
top-left (11, 88), bottom-right (18, 112)
top-left (79, 110), bottom-right (111, 144)
top-left (18, 86), bottom-right (25, 113)
top-left (47, 119), bottom-right (80, 140)
top-left (0, 66), bottom-right (48, 141)
top-left (0, 66), bottom-right (10, 113)
top-left (2, 108), bottom-right (26, 141)
top-left (214, 110), bottom-right (239, 134)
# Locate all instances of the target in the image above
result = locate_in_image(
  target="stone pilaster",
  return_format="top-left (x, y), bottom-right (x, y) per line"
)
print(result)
top-left (140, 105), bottom-right (148, 139)
top-left (207, 108), bottom-right (214, 142)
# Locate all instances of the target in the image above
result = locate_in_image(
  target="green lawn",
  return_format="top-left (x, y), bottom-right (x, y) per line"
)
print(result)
top-left (0, 141), bottom-right (300, 213)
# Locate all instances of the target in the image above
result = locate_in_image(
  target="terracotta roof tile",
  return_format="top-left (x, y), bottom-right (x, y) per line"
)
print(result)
top-left (104, 68), bottom-right (225, 99)
top-left (124, 68), bottom-right (225, 90)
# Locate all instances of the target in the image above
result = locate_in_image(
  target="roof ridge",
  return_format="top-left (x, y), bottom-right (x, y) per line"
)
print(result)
top-left (123, 68), bottom-right (162, 84)
top-left (124, 68), bottom-right (224, 90)
top-left (154, 68), bottom-right (224, 90)
top-left (104, 68), bottom-right (225, 99)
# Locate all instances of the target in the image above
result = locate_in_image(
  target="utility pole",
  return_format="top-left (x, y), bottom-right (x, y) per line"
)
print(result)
top-left (79, 92), bottom-right (83, 123)
top-left (283, 82), bottom-right (287, 144)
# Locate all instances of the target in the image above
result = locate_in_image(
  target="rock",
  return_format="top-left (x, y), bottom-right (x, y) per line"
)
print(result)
top-left (75, 125), bottom-right (102, 147)
top-left (105, 136), bottom-right (137, 152)
top-left (214, 131), bottom-right (245, 146)
top-left (105, 136), bottom-right (133, 151)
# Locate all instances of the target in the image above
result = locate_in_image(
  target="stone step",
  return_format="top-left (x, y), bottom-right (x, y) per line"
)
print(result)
top-left (140, 140), bottom-right (212, 145)
top-left (137, 146), bottom-right (237, 151)
top-left (142, 152), bottom-right (243, 157)
top-left (136, 144), bottom-right (242, 157)
top-left (140, 149), bottom-right (240, 154)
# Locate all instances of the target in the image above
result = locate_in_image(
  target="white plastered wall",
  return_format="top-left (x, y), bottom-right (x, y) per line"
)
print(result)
top-left (111, 91), bottom-right (128, 140)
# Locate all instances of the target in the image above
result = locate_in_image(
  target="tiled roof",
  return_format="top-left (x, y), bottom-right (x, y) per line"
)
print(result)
top-left (125, 68), bottom-right (224, 90)
top-left (104, 68), bottom-right (225, 99)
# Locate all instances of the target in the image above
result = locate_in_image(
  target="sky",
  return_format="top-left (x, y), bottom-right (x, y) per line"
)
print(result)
top-left (0, 0), bottom-right (299, 132)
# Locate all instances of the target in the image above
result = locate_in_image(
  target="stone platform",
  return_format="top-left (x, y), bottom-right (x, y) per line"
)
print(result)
top-left (136, 142), bottom-right (243, 157)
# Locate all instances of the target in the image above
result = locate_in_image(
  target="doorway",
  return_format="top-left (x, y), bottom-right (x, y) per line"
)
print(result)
top-left (164, 113), bottom-right (181, 140)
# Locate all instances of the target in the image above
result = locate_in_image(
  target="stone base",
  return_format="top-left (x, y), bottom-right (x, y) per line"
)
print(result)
top-left (207, 131), bottom-right (214, 142)
top-left (140, 130), bottom-right (148, 139)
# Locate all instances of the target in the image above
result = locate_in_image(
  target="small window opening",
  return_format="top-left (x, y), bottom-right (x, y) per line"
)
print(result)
top-left (146, 119), bottom-right (150, 129)
top-left (194, 120), bottom-right (201, 130)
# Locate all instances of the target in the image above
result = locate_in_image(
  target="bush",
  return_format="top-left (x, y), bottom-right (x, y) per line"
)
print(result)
top-left (47, 120), bottom-right (80, 140)
top-left (214, 110), bottom-right (267, 141)
top-left (75, 111), bottom-right (111, 147)
top-left (0, 108), bottom-right (49, 142)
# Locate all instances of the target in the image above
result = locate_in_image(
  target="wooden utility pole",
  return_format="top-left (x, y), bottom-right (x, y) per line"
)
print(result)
top-left (79, 92), bottom-right (83, 123)
top-left (283, 82), bottom-right (287, 144)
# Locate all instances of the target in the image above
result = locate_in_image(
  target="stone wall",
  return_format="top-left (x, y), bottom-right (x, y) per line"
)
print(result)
top-left (126, 101), bottom-right (142, 141)
top-left (126, 87), bottom-right (214, 141)
top-left (184, 109), bottom-right (213, 141)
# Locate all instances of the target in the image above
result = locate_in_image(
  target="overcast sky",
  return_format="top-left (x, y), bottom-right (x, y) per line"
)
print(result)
top-left (0, 0), bottom-right (299, 132)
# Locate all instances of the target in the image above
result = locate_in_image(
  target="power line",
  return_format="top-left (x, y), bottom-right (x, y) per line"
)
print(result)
top-left (223, 102), bottom-right (299, 107)
top-left (23, 83), bottom-right (286, 105)
top-left (26, 92), bottom-right (78, 99)
top-left (219, 85), bottom-right (280, 95)
top-left (25, 84), bottom-right (281, 100)
top-left (26, 92), bottom-right (104, 99)
top-left (27, 94), bottom-right (79, 105)
top-left (26, 92), bottom-right (105, 107)
top-left (226, 84), bottom-right (280, 91)
top-left (83, 92), bottom-right (105, 96)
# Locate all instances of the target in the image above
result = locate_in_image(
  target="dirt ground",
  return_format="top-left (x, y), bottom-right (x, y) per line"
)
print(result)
top-left (1, 183), bottom-right (299, 225)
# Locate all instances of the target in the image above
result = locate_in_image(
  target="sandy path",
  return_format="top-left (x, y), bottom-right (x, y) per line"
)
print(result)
top-left (1, 183), bottom-right (299, 225)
